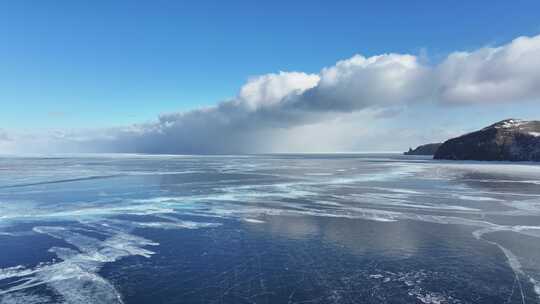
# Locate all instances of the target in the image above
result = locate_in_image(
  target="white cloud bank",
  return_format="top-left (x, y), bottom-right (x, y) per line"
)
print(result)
top-left (437, 35), bottom-right (540, 104)
top-left (4, 34), bottom-right (540, 154)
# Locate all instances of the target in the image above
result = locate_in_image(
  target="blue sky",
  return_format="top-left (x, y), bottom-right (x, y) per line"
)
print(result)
top-left (2, 0), bottom-right (540, 130)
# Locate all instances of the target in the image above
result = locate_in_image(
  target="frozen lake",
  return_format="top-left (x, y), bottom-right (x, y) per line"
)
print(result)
top-left (0, 154), bottom-right (539, 303)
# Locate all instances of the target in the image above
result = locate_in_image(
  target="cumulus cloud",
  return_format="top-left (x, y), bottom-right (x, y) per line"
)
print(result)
top-left (93, 57), bottom-right (426, 154)
top-left (238, 71), bottom-right (320, 110)
top-left (436, 35), bottom-right (540, 104)
top-left (289, 54), bottom-right (430, 112)
top-left (5, 34), bottom-right (540, 154)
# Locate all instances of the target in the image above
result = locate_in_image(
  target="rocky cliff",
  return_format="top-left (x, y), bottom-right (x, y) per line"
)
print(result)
top-left (434, 119), bottom-right (540, 161)
top-left (404, 143), bottom-right (442, 155)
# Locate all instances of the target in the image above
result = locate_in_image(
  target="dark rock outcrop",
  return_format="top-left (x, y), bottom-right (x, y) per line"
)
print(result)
top-left (404, 143), bottom-right (442, 155)
top-left (434, 119), bottom-right (540, 161)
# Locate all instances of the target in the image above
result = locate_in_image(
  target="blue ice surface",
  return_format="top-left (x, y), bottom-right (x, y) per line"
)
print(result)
top-left (1, 153), bottom-right (540, 303)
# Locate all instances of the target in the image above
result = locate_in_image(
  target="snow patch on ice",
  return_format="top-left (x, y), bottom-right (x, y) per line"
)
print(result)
top-left (530, 278), bottom-right (540, 299)
top-left (304, 172), bottom-right (334, 176)
top-left (367, 270), bottom-right (462, 304)
top-left (454, 195), bottom-right (501, 202)
top-left (137, 221), bottom-right (220, 229)
top-left (243, 218), bottom-right (265, 224)
top-left (0, 292), bottom-right (54, 304)
top-left (0, 217), bottom-right (221, 302)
